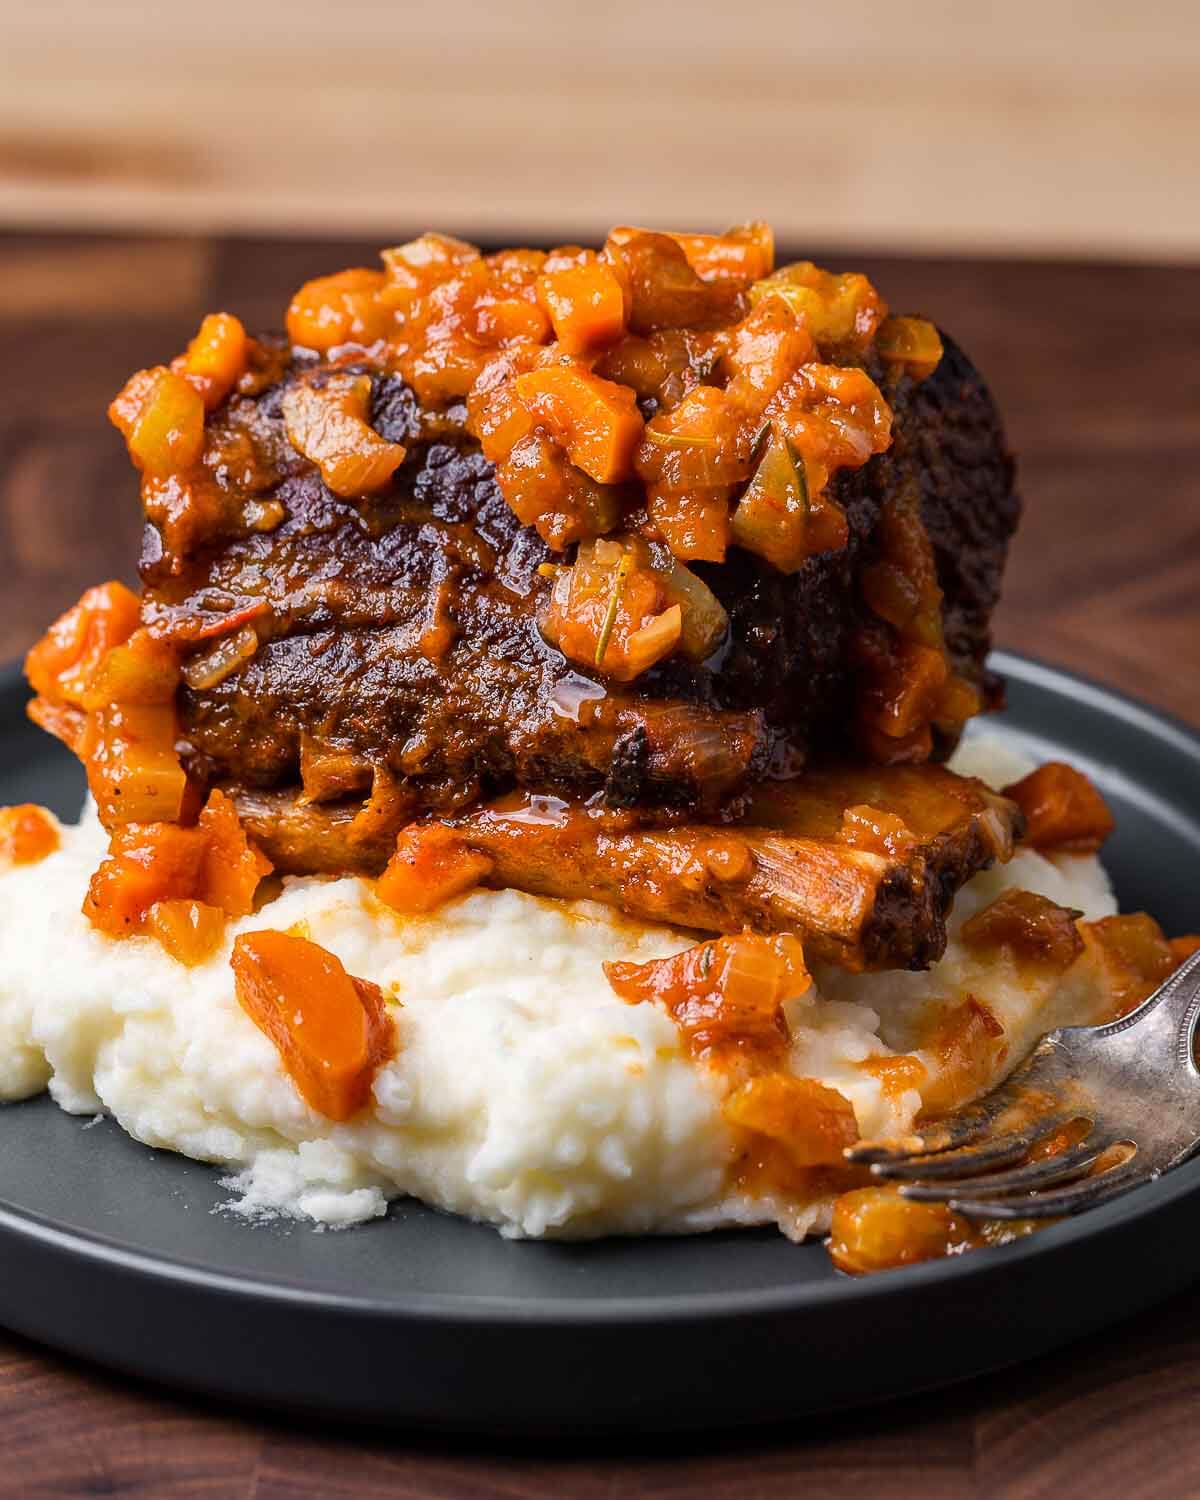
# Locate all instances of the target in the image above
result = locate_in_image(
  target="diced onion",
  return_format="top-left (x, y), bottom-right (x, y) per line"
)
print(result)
top-left (875, 317), bottom-right (944, 381)
top-left (180, 625), bottom-right (260, 691)
top-left (624, 604), bottom-right (682, 677)
top-left (730, 430), bottom-right (812, 572)
top-left (281, 375), bottom-right (406, 499)
top-left (660, 558), bottom-right (728, 662)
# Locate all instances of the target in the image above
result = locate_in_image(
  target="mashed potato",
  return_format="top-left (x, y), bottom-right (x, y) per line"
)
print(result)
top-left (0, 736), bottom-right (1118, 1240)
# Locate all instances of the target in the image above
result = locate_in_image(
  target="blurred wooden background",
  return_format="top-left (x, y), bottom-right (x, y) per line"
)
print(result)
top-left (2, 0), bottom-right (1199, 260)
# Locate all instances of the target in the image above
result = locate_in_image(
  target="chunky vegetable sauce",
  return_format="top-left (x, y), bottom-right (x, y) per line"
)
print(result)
top-left (100, 223), bottom-right (973, 736)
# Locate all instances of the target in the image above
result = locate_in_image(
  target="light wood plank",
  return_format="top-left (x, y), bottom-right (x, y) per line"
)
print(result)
top-left (2, 0), bottom-right (1199, 259)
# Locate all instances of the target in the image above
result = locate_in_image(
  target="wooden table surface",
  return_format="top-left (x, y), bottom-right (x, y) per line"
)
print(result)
top-left (0, 231), bottom-right (1197, 1497)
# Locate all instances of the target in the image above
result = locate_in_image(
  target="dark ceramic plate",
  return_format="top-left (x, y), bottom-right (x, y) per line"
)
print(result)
top-left (1, 651), bottom-right (1199, 1435)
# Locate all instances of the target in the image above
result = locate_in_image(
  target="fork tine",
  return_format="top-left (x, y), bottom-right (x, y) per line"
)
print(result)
top-left (870, 1114), bottom-right (1081, 1181)
top-left (897, 1137), bottom-right (1112, 1201)
top-left (845, 1108), bottom-right (996, 1166)
top-left (945, 1155), bottom-right (1143, 1221)
top-left (846, 1038), bottom-right (1072, 1168)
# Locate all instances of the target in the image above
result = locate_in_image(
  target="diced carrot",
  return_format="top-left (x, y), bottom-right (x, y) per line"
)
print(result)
top-left (639, 385), bottom-right (749, 486)
top-left (961, 889), bottom-right (1085, 973)
top-left (146, 899), bottom-right (226, 966)
top-left (286, 268), bottom-right (392, 352)
top-left (471, 369), bottom-right (538, 463)
top-left (485, 246), bottom-right (549, 286)
top-left (772, 363), bottom-right (892, 473)
top-left (109, 367), bottom-right (206, 478)
top-left (829, 1187), bottom-right (980, 1275)
top-left (875, 316), bottom-right (944, 382)
top-left (396, 262), bottom-right (504, 404)
top-left (1171, 935), bottom-right (1200, 967)
top-left (0, 804), bottom-right (60, 865)
top-left (604, 931), bottom-right (808, 1073)
top-left (863, 490), bottom-right (944, 644)
top-left (668, 222), bottom-right (775, 283)
top-left (82, 790), bottom-right (271, 939)
top-left (722, 296), bottom-right (816, 406)
top-left (196, 789), bottom-right (273, 917)
top-left (377, 823), bottom-right (494, 915)
top-left (490, 431), bottom-right (622, 551)
top-left (837, 804), bottom-right (920, 859)
top-left (380, 233), bottom-right (481, 317)
top-left (28, 597), bottom-right (185, 830)
top-left (537, 261), bottom-right (628, 355)
top-left (108, 367), bottom-right (161, 442)
top-left (602, 230), bottom-right (739, 333)
top-left (868, 641), bottom-right (949, 741)
top-left (918, 995), bottom-right (1007, 1113)
top-left (635, 387), bottom-right (749, 564)
top-left (84, 822), bottom-right (208, 937)
top-left (1003, 763), bottom-right (1115, 853)
top-left (749, 261), bottom-right (887, 352)
top-left (231, 930), bottom-right (395, 1120)
top-left (25, 581), bottom-right (142, 707)
top-left (512, 365), bottom-right (644, 484)
top-left (723, 1073), bottom-right (859, 1167)
top-left (280, 375), bottom-right (406, 499)
top-left (645, 486), bottom-right (731, 564)
top-left (1083, 912), bottom-right (1177, 1019)
top-left (607, 223), bottom-right (774, 283)
top-left (471, 288), bottom-right (551, 346)
top-left (935, 672), bottom-right (983, 727)
top-left (80, 701), bottom-right (188, 827)
top-left (82, 628), bottom-right (179, 710)
top-left (176, 312), bottom-right (249, 409)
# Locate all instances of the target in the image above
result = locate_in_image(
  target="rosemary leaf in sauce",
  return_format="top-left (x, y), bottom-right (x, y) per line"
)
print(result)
top-left (594, 550), bottom-right (633, 668)
top-left (643, 428), bottom-right (721, 451)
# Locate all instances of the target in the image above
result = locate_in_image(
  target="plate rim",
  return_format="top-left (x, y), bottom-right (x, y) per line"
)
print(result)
top-left (2, 647), bottom-right (1199, 1329)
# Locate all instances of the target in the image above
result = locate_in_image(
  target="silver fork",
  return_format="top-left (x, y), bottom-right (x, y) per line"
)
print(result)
top-left (845, 949), bottom-right (1200, 1220)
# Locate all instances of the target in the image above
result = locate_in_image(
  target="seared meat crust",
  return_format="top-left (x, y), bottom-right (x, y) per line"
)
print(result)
top-left (148, 332), bottom-right (1018, 816)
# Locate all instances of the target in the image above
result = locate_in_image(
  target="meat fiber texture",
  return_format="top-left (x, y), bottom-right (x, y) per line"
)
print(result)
top-left (147, 333), bottom-right (1019, 820)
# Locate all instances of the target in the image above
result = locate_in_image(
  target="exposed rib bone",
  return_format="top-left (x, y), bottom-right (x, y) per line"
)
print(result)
top-left (235, 762), bottom-right (1021, 972)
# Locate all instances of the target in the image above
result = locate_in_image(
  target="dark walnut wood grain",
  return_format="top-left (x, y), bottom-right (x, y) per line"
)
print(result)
top-left (0, 231), bottom-right (1197, 1498)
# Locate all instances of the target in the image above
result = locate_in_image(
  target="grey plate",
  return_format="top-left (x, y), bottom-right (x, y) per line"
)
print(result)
top-left (2, 651), bottom-right (1199, 1435)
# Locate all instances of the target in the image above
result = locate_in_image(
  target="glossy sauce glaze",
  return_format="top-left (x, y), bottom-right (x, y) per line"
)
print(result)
top-left (33, 222), bottom-right (1022, 852)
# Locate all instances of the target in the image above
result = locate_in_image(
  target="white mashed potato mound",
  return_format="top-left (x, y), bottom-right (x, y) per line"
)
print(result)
top-left (0, 735), bottom-right (1117, 1240)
